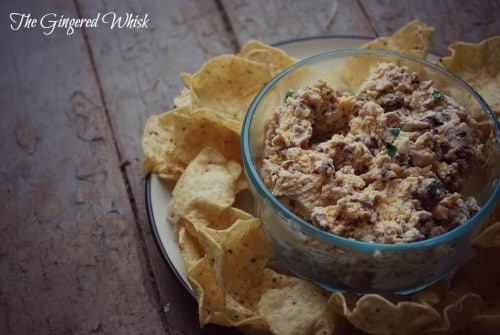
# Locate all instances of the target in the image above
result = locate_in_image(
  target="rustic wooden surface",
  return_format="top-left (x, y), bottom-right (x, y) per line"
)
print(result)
top-left (1, 0), bottom-right (498, 334)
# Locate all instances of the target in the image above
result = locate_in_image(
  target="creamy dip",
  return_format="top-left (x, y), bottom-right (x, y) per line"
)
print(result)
top-left (261, 63), bottom-right (485, 243)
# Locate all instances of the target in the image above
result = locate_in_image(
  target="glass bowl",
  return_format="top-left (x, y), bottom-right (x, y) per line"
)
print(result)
top-left (241, 49), bottom-right (500, 294)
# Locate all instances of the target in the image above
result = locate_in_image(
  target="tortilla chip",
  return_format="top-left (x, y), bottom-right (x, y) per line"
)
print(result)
top-left (166, 146), bottom-right (241, 225)
top-left (449, 245), bottom-right (500, 335)
top-left (180, 54), bottom-right (273, 126)
top-left (172, 109), bottom-right (242, 165)
top-left (182, 206), bottom-right (254, 238)
top-left (473, 221), bottom-right (500, 248)
top-left (451, 246), bottom-right (500, 311)
top-left (257, 269), bottom-right (336, 335)
top-left (439, 36), bottom-right (500, 118)
top-left (414, 286), bottom-right (483, 334)
top-left (238, 39), bottom-right (297, 77)
top-left (361, 19), bottom-right (435, 59)
top-left (187, 256), bottom-right (228, 326)
top-left (177, 224), bottom-right (204, 273)
top-left (472, 202), bottom-right (500, 248)
top-left (173, 87), bottom-right (192, 107)
top-left (188, 218), bottom-right (273, 329)
top-left (329, 292), bottom-right (441, 334)
top-left (338, 20), bottom-right (435, 91)
top-left (436, 293), bottom-right (483, 334)
top-left (198, 218), bottom-right (273, 311)
top-left (142, 108), bottom-right (186, 179)
top-left (143, 32), bottom-right (500, 335)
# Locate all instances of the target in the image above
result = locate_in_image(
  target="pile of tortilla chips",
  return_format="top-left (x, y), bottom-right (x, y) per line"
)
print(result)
top-left (439, 36), bottom-right (500, 119)
top-left (142, 20), bottom-right (500, 335)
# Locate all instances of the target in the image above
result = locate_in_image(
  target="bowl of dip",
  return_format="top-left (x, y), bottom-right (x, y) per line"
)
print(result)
top-left (241, 49), bottom-right (500, 294)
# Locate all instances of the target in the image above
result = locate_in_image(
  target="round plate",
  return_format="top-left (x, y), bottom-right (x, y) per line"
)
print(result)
top-left (145, 36), bottom-right (434, 296)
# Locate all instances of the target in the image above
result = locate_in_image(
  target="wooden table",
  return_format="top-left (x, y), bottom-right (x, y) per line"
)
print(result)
top-left (1, 1), bottom-right (498, 334)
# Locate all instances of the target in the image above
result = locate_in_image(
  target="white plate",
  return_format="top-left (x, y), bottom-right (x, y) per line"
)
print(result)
top-left (145, 36), bottom-right (436, 296)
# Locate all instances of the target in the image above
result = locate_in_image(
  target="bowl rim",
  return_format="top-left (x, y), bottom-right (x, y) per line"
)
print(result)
top-left (241, 48), bottom-right (500, 251)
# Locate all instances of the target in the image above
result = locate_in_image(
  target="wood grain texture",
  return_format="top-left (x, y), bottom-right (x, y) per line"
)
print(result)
top-left (220, 0), bottom-right (376, 47)
top-left (358, 0), bottom-right (500, 56)
top-left (2, 0), bottom-right (498, 334)
top-left (76, 0), bottom-right (241, 333)
top-left (0, 0), bottom-right (166, 334)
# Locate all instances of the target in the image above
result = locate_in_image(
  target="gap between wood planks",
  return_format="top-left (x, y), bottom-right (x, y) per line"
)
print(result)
top-left (215, 0), bottom-right (241, 50)
top-left (73, 0), bottom-right (170, 332)
top-left (355, 0), bottom-right (381, 38)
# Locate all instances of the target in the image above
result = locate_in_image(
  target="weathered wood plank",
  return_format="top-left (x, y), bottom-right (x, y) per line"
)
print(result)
top-left (5, 1), bottom-right (493, 334)
top-left (358, 0), bottom-right (500, 56)
top-left (76, 1), bottom-right (241, 333)
top-left (220, 0), bottom-right (376, 47)
top-left (221, 0), bottom-right (500, 55)
top-left (0, 1), bottom-right (166, 334)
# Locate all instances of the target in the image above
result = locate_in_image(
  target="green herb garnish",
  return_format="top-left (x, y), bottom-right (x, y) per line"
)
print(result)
top-left (381, 139), bottom-right (398, 158)
top-left (389, 128), bottom-right (401, 137)
top-left (426, 179), bottom-right (442, 200)
top-left (284, 90), bottom-right (297, 102)
top-left (431, 90), bottom-right (444, 100)
top-left (431, 117), bottom-right (444, 127)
